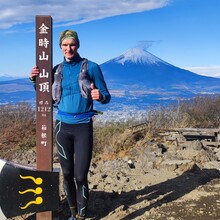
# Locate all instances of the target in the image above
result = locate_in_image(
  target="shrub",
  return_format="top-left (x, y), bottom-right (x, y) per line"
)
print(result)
top-left (148, 95), bottom-right (220, 129)
top-left (93, 122), bottom-right (126, 158)
top-left (0, 103), bottom-right (36, 159)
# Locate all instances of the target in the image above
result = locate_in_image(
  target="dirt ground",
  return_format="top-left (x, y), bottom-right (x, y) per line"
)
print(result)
top-left (82, 161), bottom-right (219, 220)
top-left (7, 130), bottom-right (220, 220)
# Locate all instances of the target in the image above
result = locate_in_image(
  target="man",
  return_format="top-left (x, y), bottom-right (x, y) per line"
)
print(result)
top-left (30, 30), bottom-right (111, 220)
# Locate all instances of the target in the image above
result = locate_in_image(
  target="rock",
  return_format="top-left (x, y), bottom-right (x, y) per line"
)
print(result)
top-left (127, 159), bottom-right (135, 168)
top-left (160, 159), bottom-right (192, 171)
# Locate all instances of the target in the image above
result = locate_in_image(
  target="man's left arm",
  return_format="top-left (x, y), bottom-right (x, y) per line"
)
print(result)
top-left (90, 63), bottom-right (111, 104)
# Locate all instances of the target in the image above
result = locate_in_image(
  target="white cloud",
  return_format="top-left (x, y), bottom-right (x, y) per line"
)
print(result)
top-left (0, 0), bottom-right (170, 29)
top-left (185, 66), bottom-right (220, 78)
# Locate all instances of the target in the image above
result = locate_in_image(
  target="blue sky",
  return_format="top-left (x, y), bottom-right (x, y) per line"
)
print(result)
top-left (0, 0), bottom-right (220, 78)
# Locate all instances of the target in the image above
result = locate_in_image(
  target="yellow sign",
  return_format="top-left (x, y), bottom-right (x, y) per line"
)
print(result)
top-left (19, 175), bottom-right (43, 210)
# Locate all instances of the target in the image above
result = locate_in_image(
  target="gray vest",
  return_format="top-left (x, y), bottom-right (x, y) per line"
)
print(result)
top-left (52, 59), bottom-right (92, 105)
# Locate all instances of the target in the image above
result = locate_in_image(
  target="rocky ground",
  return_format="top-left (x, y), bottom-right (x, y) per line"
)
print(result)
top-left (8, 129), bottom-right (220, 220)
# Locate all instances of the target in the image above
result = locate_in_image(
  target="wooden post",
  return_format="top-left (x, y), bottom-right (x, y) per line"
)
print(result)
top-left (35, 15), bottom-right (53, 220)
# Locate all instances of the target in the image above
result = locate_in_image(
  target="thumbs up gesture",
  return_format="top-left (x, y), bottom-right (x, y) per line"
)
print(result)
top-left (91, 83), bottom-right (101, 101)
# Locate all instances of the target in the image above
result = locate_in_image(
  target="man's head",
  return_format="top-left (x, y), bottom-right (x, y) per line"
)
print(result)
top-left (59, 30), bottom-right (80, 48)
top-left (60, 30), bottom-right (80, 61)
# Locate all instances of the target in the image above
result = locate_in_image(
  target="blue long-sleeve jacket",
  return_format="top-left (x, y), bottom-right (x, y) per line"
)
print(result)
top-left (55, 54), bottom-right (111, 124)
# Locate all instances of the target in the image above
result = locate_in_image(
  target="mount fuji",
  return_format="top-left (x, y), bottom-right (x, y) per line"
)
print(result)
top-left (96, 47), bottom-right (220, 110)
top-left (1, 47), bottom-right (220, 112)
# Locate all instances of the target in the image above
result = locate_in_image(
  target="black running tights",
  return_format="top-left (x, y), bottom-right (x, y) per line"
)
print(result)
top-left (55, 120), bottom-right (93, 217)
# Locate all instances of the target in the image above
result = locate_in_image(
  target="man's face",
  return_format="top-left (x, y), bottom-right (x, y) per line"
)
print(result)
top-left (61, 38), bottom-right (78, 62)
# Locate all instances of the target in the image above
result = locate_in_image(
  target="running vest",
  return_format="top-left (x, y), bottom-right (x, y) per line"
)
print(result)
top-left (52, 58), bottom-right (92, 105)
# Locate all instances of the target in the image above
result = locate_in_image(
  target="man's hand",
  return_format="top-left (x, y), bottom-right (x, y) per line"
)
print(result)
top-left (91, 83), bottom-right (101, 101)
top-left (30, 66), bottom-right (40, 79)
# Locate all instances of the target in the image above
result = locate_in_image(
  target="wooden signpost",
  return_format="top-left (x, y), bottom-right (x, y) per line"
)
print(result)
top-left (35, 15), bottom-right (53, 220)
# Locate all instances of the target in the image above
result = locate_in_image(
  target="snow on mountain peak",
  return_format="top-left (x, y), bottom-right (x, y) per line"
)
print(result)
top-left (114, 47), bottom-right (168, 65)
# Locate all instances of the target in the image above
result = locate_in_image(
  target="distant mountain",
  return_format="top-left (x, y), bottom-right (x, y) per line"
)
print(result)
top-left (0, 75), bottom-right (18, 82)
top-left (98, 47), bottom-right (220, 110)
top-left (101, 47), bottom-right (217, 87)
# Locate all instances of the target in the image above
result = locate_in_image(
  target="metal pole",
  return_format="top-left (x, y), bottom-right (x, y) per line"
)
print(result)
top-left (35, 15), bottom-right (53, 220)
